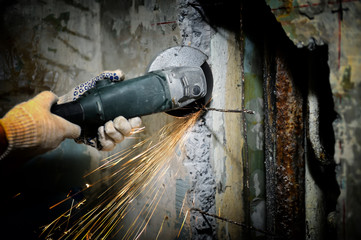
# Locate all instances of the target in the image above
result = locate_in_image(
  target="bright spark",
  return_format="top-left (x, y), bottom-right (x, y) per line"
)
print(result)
top-left (42, 111), bottom-right (201, 239)
top-left (155, 215), bottom-right (168, 240)
top-left (177, 210), bottom-right (189, 238)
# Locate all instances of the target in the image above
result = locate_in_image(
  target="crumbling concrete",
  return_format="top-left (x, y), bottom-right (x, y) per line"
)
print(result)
top-left (177, 1), bottom-right (217, 239)
top-left (184, 119), bottom-right (216, 239)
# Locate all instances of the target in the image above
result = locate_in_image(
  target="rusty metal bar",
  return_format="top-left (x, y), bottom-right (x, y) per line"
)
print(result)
top-left (275, 54), bottom-right (305, 239)
top-left (246, 1), bottom-right (306, 239)
top-left (264, 49), bottom-right (306, 240)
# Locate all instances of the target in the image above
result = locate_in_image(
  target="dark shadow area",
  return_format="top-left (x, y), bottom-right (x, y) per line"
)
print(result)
top-left (195, 0), bottom-right (241, 32)
top-left (0, 141), bottom-right (91, 240)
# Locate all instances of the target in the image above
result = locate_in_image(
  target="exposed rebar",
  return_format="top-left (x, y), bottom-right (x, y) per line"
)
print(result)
top-left (190, 208), bottom-right (279, 237)
top-left (199, 107), bottom-right (255, 114)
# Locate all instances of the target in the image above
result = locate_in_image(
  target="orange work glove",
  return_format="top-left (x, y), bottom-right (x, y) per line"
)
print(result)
top-left (0, 91), bottom-right (81, 160)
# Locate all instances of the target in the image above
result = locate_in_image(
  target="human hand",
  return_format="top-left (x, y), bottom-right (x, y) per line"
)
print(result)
top-left (0, 91), bottom-right (81, 160)
top-left (59, 70), bottom-right (142, 151)
top-left (98, 116), bottom-right (142, 151)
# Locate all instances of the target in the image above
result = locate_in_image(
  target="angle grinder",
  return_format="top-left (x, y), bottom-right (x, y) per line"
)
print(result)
top-left (51, 46), bottom-right (213, 138)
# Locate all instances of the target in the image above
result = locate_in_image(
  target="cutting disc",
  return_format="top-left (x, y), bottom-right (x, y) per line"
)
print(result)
top-left (148, 46), bottom-right (213, 117)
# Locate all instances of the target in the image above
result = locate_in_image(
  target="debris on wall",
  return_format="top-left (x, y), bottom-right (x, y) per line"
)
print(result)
top-left (184, 119), bottom-right (217, 239)
top-left (177, 0), bottom-right (212, 54)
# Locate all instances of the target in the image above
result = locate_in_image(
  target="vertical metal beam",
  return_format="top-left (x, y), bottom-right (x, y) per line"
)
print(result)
top-left (264, 48), bottom-right (305, 239)
top-left (274, 54), bottom-right (305, 239)
top-left (242, 1), bottom-right (305, 239)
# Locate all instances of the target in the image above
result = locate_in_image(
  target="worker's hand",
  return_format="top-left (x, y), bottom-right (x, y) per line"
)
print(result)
top-left (0, 91), bottom-right (81, 160)
top-left (59, 70), bottom-right (142, 151)
top-left (98, 116), bottom-right (142, 151)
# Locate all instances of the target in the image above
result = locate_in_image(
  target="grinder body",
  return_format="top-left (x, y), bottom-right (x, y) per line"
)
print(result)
top-left (51, 66), bottom-right (207, 137)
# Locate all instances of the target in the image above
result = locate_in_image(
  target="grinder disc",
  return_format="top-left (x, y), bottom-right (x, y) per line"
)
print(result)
top-left (148, 46), bottom-right (213, 117)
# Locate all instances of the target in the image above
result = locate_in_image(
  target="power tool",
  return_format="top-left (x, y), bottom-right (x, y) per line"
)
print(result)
top-left (51, 46), bottom-right (213, 137)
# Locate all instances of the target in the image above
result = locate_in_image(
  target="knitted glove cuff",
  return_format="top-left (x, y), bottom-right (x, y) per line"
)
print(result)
top-left (0, 106), bottom-right (37, 160)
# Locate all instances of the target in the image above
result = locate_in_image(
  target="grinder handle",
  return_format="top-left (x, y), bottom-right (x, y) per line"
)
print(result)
top-left (51, 101), bottom-right (84, 127)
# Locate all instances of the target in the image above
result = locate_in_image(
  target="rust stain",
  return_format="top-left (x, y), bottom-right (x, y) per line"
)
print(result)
top-left (274, 55), bottom-right (305, 239)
